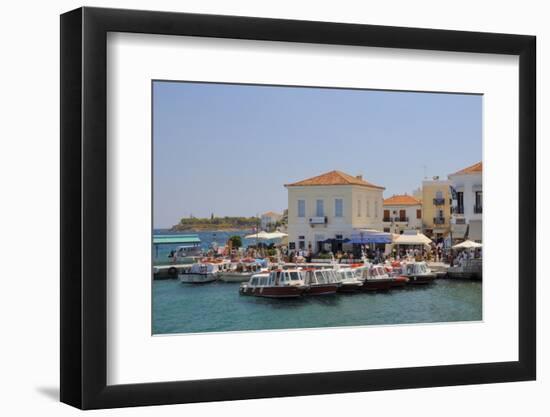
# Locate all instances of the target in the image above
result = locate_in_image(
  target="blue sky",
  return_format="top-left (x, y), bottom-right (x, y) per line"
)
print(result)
top-left (153, 81), bottom-right (482, 228)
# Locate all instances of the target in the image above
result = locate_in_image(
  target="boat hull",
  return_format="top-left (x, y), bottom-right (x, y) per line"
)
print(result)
top-left (390, 276), bottom-right (410, 288)
top-left (337, 282), bottom-right (364, 293)
top-left (218, 273), bottom-right (253, 283)
top-left (304, 284), bottom-right (339, 296)
top-left (361, 279), bottom-right (393, 291)
top-left (405, 274), bottom-right (436, 285)
top-left (239, 285), bottom-right (306, 298)
top-left (179, 273), bottom-right (218, 284)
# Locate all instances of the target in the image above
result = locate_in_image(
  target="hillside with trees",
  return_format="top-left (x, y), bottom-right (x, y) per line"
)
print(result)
top-left (171, 215), bottom-right (259, 232)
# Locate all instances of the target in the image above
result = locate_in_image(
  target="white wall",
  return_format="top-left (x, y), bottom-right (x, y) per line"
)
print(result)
top-left (287, 185), bottom-right (383, 250)
top-left (383, 204), bottom-right (423, 232)
top-left (0, 1), bottom-right (545, 416)
top-left (450, 172), bottom-right (483, 222)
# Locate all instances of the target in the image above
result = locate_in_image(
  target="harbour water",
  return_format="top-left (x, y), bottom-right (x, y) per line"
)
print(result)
top-left (152, 279), bottom-right (482, 335)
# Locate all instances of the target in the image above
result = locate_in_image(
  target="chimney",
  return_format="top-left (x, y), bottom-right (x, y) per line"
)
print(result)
top-left (356, 174), bottom-right (363, 180)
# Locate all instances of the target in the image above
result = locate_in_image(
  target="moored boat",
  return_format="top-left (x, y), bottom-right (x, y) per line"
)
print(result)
top-left (335, 266), bottom-right (365, 292)
top-left (239, 269), bottom-right (307, 298)
top-left (360, 265), bottom-right (394, 291)
top-left (390, 275), bottom-right (410, 288)
top-left (303, 269), bottom-right (340, 295)
top-left (381, 262), bottom-right (409, 287)
top-left (179, 262), bottom-right (219, 284)
top-left (218, 261), bottom-right (264, 283)
top-left (401, 261), bottom-right (436, 284)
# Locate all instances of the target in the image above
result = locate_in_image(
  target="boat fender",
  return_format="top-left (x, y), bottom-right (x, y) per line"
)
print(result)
top-left (168, 267), bottom-right (178, 277)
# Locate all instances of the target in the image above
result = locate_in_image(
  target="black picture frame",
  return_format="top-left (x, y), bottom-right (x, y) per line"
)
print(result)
top-left (60, 6), bottom-right (536, 410)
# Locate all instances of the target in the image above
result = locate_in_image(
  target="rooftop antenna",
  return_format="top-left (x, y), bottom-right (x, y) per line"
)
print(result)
top-left (423, 165), bottom-right (427, 180)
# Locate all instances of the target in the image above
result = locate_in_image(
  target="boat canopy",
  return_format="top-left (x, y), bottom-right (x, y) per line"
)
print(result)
top-left (350, 229), bottom-right (392, 244)
top-left (153, 234), bottom-right (201, 245)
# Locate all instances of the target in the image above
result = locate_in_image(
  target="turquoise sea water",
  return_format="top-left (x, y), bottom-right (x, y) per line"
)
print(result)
top-left (152, 279), bottom-right (482, 334)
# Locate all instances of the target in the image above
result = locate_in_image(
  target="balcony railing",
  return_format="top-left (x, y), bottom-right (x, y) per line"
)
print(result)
top-left (474, 205), bottom-right (483, 214)
top-left (383, 217), bottom-right (408, 222)
top-left (433, 217), bottom-right (445, 225)
top-left (452, 206), bottom-right (464, 214)
top-left (309, 216), bottom-right (327, 225)
top-left (433, 198), bottom-right (445, 205)
top-left (454, 218), bottom-right (466, 225)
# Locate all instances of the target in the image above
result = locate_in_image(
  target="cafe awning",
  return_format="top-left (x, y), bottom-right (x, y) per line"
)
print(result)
top-left (350, 229), bottom-right (392, 244)
top-left (153, 235), bottom-right (201, 245)
top-left (393, 233), bottom-right (432, 246)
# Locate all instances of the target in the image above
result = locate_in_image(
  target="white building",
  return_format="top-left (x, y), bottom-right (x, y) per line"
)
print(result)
top-left (449, 162), bottom-right (482, 242)
top-left (382, 194), bottom-right (422, 234)
top-left (285, 170), bottom-right (385, 254)
top-left (260, 211), bottom-right (283, 231)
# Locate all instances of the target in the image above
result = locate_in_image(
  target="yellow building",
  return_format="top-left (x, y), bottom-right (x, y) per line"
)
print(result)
top-left (421, 178), bottom-right (452, 241)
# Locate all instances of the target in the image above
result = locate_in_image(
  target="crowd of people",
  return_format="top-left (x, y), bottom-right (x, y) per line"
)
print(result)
top-left (168, 239), bottom-right (481, 267)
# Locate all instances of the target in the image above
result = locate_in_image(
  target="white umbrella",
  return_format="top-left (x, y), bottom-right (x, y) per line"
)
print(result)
top-left (245, 231), bottom-right (288, 240)
top-left (263, 231), bottom-right (288, 240)
top-left (245, 230), bottom-right (270, 240)
top-left (452, 240), bottom-right (482, 249)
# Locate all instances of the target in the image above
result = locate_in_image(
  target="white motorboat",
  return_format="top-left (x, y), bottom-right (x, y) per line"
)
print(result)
top-left (218, 261), bottom-right (264, 283)
top-left (335, 267), bottom-right (365, 292)
top-left (239, 269), bottom-right (307, 298)
top-left (400, 261), bottom-right (436, 284)
top-left (358, 265), bottom-right (395, 291)
top-left (179, 263), bottom-right (219, 284)
top-left (303, 269), bottom-right (340, 295)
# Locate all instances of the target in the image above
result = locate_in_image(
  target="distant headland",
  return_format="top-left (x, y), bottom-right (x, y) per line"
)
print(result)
top-left (170, 216), bottom-right (259, 232)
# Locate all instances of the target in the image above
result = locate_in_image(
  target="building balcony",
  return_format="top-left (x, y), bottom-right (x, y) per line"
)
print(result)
top-left (433, 217), bottom-right (445, 225)
top-left (452, 206), bottom-right (464, 214)
top-left (309, 216), bottom-right (327, 226)
top-left (433, 198), bottom-right (446, 205)
top-left (474, 205), bottom-right (483, 214)
top-left (383, 217), bottom-right (408, 223)
top-left (454, 218), bottom-right (466, 225)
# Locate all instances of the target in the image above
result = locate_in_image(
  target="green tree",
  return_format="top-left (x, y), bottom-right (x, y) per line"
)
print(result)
top-left (228, 235), bottom-right (243, 249)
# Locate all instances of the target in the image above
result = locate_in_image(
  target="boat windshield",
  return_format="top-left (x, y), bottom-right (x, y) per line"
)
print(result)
top-left (323, 270), bottom-right (337, 283)
top-left (371, 267), bottom-right (384, 277)
top-left (289, 271), bottom-right (301, 281)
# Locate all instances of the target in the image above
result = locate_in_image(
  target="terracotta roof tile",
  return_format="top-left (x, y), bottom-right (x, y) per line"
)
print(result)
top-left (449, 161), bottom-right (482, 176)
top-left (285, 170), bottom-right (384, 189)
top-left (383, 194), bottom-right (421, 206)
top-left (262, 211), bottom-right (281, 217)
